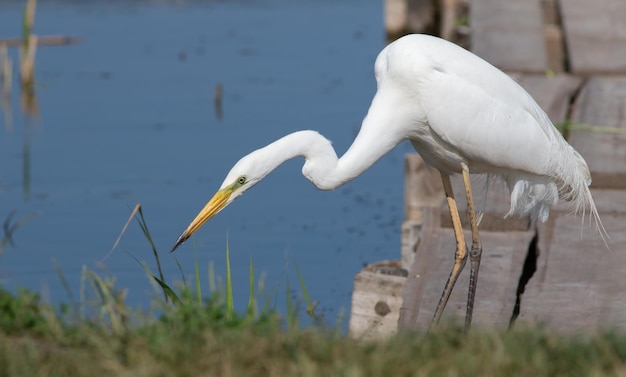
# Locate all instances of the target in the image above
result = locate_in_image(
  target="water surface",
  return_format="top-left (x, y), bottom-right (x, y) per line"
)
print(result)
top-left (0, 0), bottom-right (412, 326)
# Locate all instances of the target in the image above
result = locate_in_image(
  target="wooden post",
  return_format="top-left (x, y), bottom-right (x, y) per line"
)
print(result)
top-left (541, 0), bottom-right (565, 74)
top-left (398, 206), bottom-right (441, 330)
top-left (348, 261), bottom-right (408, 341)
top-left (385, 0), bottom-right (436, 39)
top-left (402, 154), bottom-right (443, 268)
top-left (385, 0), bottom-right (409, 37)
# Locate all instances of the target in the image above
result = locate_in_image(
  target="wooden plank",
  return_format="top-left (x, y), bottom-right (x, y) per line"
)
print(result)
top-left (516, 190), bottom-right (626, 332)
top-left (385, 0), bottom-right (409, 37)
top-left (400, 220), bottom-right (535, 330)
top-left (401, 220), bottom-right (421, 269)
top-left (440, 0), bottom-right (459, 41)
top-left (541, 0), bottom-right (559, 25)
top-left (568, 77), bottom-right (626, 189)
top-left (399, 206), bottom-right (442, 330)
top-left (406, 0), bottom-right (437, 35)
top-left (402, 154), bottom-right (444, 268)
top-left (559, 0), bottom-right (626, 73)
top-left (541, 0), bottom-right (565, 74)
top-left (404, 154), bottom-right (444, 223)
top-left (440, 175), bottom-right (531, 232)
top-left (385, 0), bottom-right (435, 38)
top-left (544, 25), bottom-right (565, 75)
top-left (470, 0), bottom-right (547, 72)
top-left (513, 74), bottom-right (582, 124)
top-left (348, 261), bottom-right (407, 340)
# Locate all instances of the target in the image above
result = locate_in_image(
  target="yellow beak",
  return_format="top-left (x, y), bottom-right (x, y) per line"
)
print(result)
top-left (170, 187), bottom-right (233, 253)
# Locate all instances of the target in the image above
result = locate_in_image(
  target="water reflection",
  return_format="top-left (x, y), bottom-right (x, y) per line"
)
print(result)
top-left (11, 4), bottom-right (40, 201)
top-left (0, 209), bottom-right (40, 257)
top-left (0, 44), bottom-right (38, 201)
top-left (213, 83), bottom-right (223, 120)
top-left (1, 45), bottom-right (11, 130)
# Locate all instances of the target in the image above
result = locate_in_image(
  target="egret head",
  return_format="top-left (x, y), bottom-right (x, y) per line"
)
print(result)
top-left (169, 150), bottom-right (270, 253)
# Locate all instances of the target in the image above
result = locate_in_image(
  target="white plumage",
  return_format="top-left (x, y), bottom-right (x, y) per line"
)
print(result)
top-left (371, 34), bottom-right (597, 223)
top-left (171, 34), bottom-right (605, 327)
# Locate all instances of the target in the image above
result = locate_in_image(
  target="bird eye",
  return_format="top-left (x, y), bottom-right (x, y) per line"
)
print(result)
top-left (237, 176), bottom-right (246, 185)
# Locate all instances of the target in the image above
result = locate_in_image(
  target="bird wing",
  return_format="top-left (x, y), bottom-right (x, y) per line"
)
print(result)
top-left (419, 65), bottom-right (563, 177)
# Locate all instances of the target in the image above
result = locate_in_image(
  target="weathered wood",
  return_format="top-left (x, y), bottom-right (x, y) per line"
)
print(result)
top-left (385, 0), bottom-right (435, 38)
top-left (401, 220), bottom-right (421, 269)
top-left (385, 0), bottom-right (409, 37)
top-left (516, 190), bottom-right (626, 332)
top-left (470, 0), bottom-right (547, 72)
top-left (402, 154), bottom-right (444, 268)
top-left (398, 206), bottom-right (442, 330)
top-left (406, 0), bottom-right (436, 35)
top-left (568, 77), bottom-right (626, 189)
top-left (544, 25), bottom-right (564, 74)
top-left (541, 0), bottom-right (564, 74)
top-left (513, 74), bottom-right (582, 124)
top-left (404, 154), bottom-right (444, 223)
top-left (348, 261), bottom-right (407, 340)
top-left (440, 0), bottom-right (459, 41)
top-left (440, 174), bottom-right (530, 232)
top-left (401, 225), bottom-right (535, 330)
top-left (540, 0), bottom-right (559, 25)
top-left (559, 0), bottom-right (626, 74)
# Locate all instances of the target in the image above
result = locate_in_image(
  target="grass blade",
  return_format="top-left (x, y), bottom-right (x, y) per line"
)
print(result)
top-left (195, 259), bottom-right (202, 305)
top-left (135, 206), bottom-right (167, 290)
top-left (152, 276), bottom-right (182, 307)
top-left (124, 249), bottom-right (179, 306)
top-left (105, 204), bottom-right (170, 303)
top-left (81, 268), bottom-right (128, 335)
top-left (225, 240), bottom-right (233, 321)
top-left (293, 261), bottom-right (318, 321)
top-left (52, 259), bottom-right (77, 318)
top-left (175, 255), bottom-right (187, 287)
top-left (102, 204), bottom-right (140, 263)
top-left (285, 276), bottom-right (297, 331)
top-left (208, 261), bottom-right (216, 295)
top-left (247, 256), bottom-right (255, 318)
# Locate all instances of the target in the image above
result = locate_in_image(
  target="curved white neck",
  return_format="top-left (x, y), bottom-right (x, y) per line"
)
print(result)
top-left (243, 90), bottom-right (407, 190)
top-left (250, 128), bottom-right (398, 191)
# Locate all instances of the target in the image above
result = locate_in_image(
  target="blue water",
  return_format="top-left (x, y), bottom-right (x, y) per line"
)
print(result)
top-left (0, 0), bottom-right (412, 327)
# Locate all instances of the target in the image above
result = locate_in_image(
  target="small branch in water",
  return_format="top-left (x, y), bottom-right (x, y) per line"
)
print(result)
top-left (214, 83), bottom-right (223, 120)
top-left (0, 35), bottom-right (81, 48)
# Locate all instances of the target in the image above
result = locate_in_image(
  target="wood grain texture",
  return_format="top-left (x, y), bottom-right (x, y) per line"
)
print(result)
top-left (559, 0), bottom-right (626, 73)
top-left (568, 77), bottom-right (626, 189)
top-left (517, 190), bottom-right (626, 332)
top-left (471, 0), bottom-right (547, 72)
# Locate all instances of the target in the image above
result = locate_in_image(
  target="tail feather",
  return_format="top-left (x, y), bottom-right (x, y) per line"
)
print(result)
top-left (505, 145), bottom-right (610, 249)
top-left (505, 176), bottom-right (558, 223)
top-left (555, 147), bottom-right (610, 248)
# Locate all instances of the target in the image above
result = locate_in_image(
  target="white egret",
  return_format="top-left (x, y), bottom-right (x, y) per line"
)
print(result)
top-left (170, 34), bottom-right (604, 328)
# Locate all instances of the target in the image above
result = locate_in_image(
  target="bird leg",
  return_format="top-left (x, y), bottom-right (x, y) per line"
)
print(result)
top-left (431, 172), bottom-right (468, 327)
top-left (461, 162), bottom-right (483, 330)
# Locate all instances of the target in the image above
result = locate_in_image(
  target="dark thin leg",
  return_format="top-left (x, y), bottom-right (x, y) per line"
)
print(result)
top-left (461, 163), bottom-right (483, 330)
top-left (432, 172), bottom-right (468, 327)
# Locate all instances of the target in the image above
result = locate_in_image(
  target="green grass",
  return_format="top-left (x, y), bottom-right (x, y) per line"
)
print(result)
top-left (0, 300), bottom-right (625, 377)
top-left (1, 205), bottom-right (626, 376)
